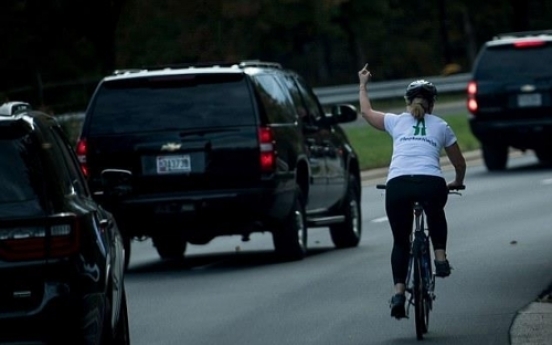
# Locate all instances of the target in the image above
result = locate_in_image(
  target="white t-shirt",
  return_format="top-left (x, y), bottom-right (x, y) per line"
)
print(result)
top-left (384, 112), bottom-right (457, 181)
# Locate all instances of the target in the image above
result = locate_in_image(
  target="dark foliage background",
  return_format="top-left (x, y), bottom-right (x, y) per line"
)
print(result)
top-left (0, 0), bottom-right (549, 113)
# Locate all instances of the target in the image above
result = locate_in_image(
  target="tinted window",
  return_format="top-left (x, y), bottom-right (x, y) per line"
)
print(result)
top-left (88, 73), bottom-right (256, 135)
top-left (0, 125), bottom-right (48, 215)
top-left (294, 76), bottom-right (324, 121)
top-left (278, 74), bottom-right (311, 123)
top-left (475, 43), bottom-right (552, 80)
top-left (0, 120), bottom-right (79, 217)
top-left (252, 74), bottom-right (296, 124)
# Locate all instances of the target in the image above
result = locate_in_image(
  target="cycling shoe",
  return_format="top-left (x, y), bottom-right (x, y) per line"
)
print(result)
top-left (390, 293), bottom-right (406, 319)
top-left (434, 259), bottom-right (451, 277)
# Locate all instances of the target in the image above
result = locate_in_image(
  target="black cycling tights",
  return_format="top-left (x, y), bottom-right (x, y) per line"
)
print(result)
top-left (385, 175), bottom-right (449, 285)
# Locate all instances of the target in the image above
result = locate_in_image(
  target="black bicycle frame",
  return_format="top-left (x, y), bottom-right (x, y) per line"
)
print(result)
top-left (405, 202), bottom-right (435, 315)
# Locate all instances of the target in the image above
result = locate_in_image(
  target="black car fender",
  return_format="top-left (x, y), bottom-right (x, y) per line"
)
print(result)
top-left (340, 143), bottom-right (361, 200)
top-left (294, 154), bottom-right (311, 201)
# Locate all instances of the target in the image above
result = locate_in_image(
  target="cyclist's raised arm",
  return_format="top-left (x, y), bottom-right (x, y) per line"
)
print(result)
top-left (358, 64), bottom-right (385, 131)
top-left (444, 141), bottom-right (466, 188)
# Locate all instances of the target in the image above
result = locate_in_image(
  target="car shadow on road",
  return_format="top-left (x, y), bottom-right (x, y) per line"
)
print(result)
top-left (125, 247), bottom-right (335, 276)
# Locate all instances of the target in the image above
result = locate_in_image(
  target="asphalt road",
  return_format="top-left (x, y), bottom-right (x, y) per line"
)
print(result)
top-left (123, 152), bottom-right (552, 345)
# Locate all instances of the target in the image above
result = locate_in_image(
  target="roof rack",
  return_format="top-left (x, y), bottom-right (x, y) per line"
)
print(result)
top-left (494, 29), bottom-right (552, 40)
top-left (148, 61), bottom-right (238, 69)
top-left (0, 101), bottom-right (32, 116)
top-left (112, 68), bottom-right (147, 75)
top-left (110, 60), bottom-right (282, 75)
top-left (237, 60), bottom-right (282, 69)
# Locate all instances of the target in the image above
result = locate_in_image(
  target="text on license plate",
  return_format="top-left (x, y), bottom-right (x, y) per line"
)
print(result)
top-left (517, 93), bottom-right (542, 107)
top-left (156, 155), bottom-right (191, 174)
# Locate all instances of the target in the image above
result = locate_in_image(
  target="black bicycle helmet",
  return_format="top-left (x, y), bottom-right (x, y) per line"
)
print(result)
top-left (404, 79), bottom-right (437, 103)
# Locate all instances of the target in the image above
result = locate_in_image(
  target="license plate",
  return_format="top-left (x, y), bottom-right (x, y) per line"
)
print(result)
top-left (155, 203), bottom-right (195, 214)
top-left (517, 93), bottom-right (542, 107)
top-left (156, 155), bottom-right (191, 174)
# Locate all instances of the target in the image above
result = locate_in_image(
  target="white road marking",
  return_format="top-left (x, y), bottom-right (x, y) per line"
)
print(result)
top-left (541, 178), bottom-right (552, 185)
top-left (372, 217), bottom-right (388, 223)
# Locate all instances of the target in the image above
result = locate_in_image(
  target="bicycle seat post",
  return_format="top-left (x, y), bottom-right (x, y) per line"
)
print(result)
top-left (413, 202), bottom-right (424, 234)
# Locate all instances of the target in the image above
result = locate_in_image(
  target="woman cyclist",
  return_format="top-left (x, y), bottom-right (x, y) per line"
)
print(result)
top-left (358, 64), bottom-right (466, 319)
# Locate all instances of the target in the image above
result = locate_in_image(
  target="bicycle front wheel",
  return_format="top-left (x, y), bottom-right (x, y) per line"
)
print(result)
top-left (413, 255), bottom-right (429, 340)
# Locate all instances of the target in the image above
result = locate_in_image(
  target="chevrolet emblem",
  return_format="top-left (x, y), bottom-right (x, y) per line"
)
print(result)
top-left (161, 143), bottom-right (181, 151)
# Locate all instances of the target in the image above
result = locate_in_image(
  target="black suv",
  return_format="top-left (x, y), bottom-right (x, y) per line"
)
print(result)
top-left (467, 30), bottom-right (552, 171)
top-left (0, 111), bottom-right (129, 344)
top-left (77, 60), bottom-right (362, 266)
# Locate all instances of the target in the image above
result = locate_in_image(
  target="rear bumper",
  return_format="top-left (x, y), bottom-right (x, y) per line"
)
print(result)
top-left (106, 186), bottom-right (296, 236)
top-left (0, 282), bottom-right (94, 344)
top-left (469, 117), bottom-right (552, 148)
top-left (0, 257), bottom-right (109, 344)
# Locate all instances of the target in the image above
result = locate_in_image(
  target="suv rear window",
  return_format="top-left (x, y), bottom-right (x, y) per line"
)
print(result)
top-left (474, 43), bottom-right (552, 80)
top-left (87, 73), bottom-right (256, 135)
top-left (0, 128), bottom-right (47, 215)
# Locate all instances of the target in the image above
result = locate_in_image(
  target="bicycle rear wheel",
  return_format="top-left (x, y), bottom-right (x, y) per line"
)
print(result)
top-left (413, 255), bottom-right (429, 340)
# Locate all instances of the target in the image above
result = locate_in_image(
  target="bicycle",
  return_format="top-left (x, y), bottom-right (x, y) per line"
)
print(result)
top-left (376, 183), bottom-right (464, 340)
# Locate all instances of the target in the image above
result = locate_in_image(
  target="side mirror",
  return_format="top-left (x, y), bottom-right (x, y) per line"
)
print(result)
top-left (331, 104), bottom-right (358, 123)
top-left (101, 169), bottom-right (133, 197)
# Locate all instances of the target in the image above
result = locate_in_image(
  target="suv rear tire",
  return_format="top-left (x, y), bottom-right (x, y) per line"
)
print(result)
top-left (272, 185), bottom-right (307, 261)
top-left (152, 233), bottom-right (187, 260)
top-left (482, 144), bottom-right (508, 171)
top-left (330, 175), bottom-right (362, 248)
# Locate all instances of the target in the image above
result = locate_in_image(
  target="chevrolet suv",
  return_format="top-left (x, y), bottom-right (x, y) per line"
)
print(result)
top-left (467, 30), bottom-right (552, 171)
top-left (77, 60), bottom-right (362, 267)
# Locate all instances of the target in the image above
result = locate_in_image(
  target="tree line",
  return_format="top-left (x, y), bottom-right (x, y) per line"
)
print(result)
top-left (1, 0), bottom-right (549, 113)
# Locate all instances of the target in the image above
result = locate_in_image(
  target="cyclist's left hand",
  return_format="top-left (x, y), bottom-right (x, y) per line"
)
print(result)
top-left (447, 181), bottom-right (465, 189)
top-left (358, 63), bottom-right (372, 85)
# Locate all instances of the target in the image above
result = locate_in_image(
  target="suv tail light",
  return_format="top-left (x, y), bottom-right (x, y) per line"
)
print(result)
top-left (0, 213), bottom-right (80, 261)
top-left (514, 40), bottom-right (546, 48)
top-left (467, 81), bottom-right (478, 114)
top-left (76, 138), bottom-right (89, 177)
top-left (258, 127), bottom-right (276, 172)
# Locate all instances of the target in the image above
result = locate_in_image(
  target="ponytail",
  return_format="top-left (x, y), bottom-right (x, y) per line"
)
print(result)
top-left (408, 97), bottom-right (431, 120)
